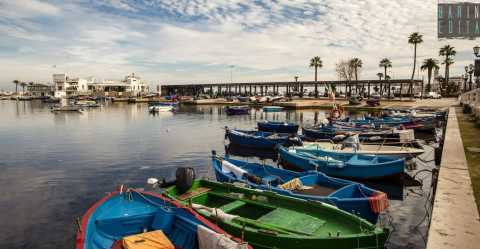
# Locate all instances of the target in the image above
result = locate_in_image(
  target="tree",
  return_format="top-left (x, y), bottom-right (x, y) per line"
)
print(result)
top-left (336, 60), bottom-right (354, 96)
top-left (408, 32), bottom-right (423, 80)
top-left (12, 80), bottom-right (19, 94)
top-left (439, 45), bottom-right (456, 96)
top-left (309, 56), bottom-right (323, 97)
top-left (20, 82), bottom-right (27, 94)
top-left (349, 58), bottom-right (363, 94)
top-left (376, 73), bottom-right (383, 80)
top-left (420, 58), bottom-right (440, 95)
top-left (379, 58), bottom-right (392, 97)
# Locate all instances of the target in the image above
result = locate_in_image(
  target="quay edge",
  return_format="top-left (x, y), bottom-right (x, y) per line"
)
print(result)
top-left (426, 107), bottom-right (480, 249)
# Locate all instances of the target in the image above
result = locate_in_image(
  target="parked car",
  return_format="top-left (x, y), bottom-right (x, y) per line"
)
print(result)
top-left (427, 92), bottom-right (441, 99)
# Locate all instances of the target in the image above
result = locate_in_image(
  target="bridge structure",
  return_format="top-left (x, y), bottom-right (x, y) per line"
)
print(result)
top-left (160, 79), bottom-right (423, 98)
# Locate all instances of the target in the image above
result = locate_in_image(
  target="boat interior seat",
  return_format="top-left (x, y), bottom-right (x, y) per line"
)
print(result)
top-left (219, 200), bottom-right (247, 213)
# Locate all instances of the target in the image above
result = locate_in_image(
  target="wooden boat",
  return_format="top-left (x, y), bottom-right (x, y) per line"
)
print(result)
top-left (301, 140), bottom-right (424, 158)
top-left (262, 106), bottom-right (284, 112)
top-left (226, 128), bottom-right (302, 149)
top-left (211, 153), bottom-right (389, 223)
top-left (51, 105), bottom-right (83, 112)
top-left (225, 105), bottom-right (250, 115)
top-left (348, 95), bottom-right (363, 105)
top-left (277, 145), bottom-right (405, 179)
top-left (366, 95), bottom-right (380, 106)
top-left (164, 179), bottom-right (389, 249)
top-left (149, 105), bottom-right (174, 112)
top-left (236, 96), bottom-right (250, 102)
top-left (76, 100), bottom-right (101, 108)
top-left (258, 121), bottom-right (299, 133)
top-left (76, 189), bottom-right (250, 249)
top-left (302, 125), bottom-right (415, 144)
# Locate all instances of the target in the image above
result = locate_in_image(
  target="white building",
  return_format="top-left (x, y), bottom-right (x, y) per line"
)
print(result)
top-left (89, 73), bottom-right (149, 97)
top-left (122, 73), bottom-right (149, 96)
top-left (52, 73), bottom-right (95, 98)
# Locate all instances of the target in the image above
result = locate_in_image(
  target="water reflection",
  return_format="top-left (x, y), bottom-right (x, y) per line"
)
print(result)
top-left (0, 101), bottom-right (437, 249)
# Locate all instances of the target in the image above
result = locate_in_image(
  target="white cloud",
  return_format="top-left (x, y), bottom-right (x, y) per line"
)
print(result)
top-left (0, 0), bottom-right (477, 89)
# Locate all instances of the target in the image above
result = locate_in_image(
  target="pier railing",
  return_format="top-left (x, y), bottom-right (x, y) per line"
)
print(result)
top-left (459, 88), bottom-right (480, 118)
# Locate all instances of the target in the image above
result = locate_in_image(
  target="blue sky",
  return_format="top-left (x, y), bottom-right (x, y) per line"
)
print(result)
top-left (0, 0), bottom-right (478, 89)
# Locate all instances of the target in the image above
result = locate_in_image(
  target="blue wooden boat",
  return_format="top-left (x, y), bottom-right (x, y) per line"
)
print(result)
top-left (258, 121), bottom-right (299, 133)
top-left (225, 105), bottom-right (250, 115)
top-left (76, 189), bottom-right (250, 249)
top-left (277, 145), bottom-right (405, 179)
top-left (226, 128), bottom-right (302, 149)
top-left (211, 153), bottom-right (389, 223)
top-left (262, 106), bottom-right (284, 112)
top-left (302, 125), bottom-right (415, 144)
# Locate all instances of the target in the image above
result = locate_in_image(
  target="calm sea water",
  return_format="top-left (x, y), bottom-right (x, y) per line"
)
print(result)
top-left (0, 100), bottom-right (437, 249)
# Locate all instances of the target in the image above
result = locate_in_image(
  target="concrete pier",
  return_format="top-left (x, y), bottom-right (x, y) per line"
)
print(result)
top-left (426, 107), bottom-right (480, 249)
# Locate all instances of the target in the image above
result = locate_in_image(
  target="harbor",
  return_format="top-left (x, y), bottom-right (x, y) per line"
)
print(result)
top-left (2, 1), bottom-right (480, 249)
top-left (0, 96), bottom-right (475, 249)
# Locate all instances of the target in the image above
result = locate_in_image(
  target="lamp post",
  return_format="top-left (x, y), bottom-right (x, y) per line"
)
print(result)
top-left (464, 66), bottom-right (469, 92)
top-left (294, 75), bottom-right (299, 92)
top-left (473, 46), bottom-right (480, 89)
top-left (468, 64), bottom-right (474, 91)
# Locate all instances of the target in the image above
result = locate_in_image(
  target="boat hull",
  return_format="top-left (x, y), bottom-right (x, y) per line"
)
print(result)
top-left (165, 180), bottom-right (389, 249)
top-left (258, 121), bottom-right (299, 133)
top-left (278, 145), bottom-right (405, 179)
top-left (226, 129), bottom-right (301, 149)
top-left (76, 190), bottom-right (248, 249)
top-left (212, 156), bottom-right (387, 223)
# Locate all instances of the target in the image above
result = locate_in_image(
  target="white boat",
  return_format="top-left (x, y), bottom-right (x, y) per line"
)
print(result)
top-left (148, 105), bottom-right (174, 112)
top-left (300, 134), bottom-right (424, 158)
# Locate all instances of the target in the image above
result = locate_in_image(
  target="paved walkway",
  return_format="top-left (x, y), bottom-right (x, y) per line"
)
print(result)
top-left (426, 107), bottom-right (480, 249)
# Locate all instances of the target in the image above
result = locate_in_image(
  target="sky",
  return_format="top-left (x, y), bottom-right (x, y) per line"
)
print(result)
top-left (0, 0), bottom-right (479, 90)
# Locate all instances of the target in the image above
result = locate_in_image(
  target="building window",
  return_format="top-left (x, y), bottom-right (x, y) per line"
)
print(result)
top-left (457, 5), bottom-right (462, 18)
top-left (439, 6), bottom-right (443, 18)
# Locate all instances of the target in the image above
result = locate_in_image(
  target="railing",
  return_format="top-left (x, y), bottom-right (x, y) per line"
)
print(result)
top-left (459, 88), bottom-right (480, 106)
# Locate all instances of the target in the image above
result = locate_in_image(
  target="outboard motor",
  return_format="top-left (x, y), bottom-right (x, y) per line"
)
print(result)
top-left (175, 167), bottom-right (196, 194)
top-left (287, 134), bottom-right (303, 147)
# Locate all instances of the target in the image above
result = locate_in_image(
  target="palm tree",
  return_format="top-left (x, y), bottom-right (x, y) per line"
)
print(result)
top-left (12, 80), bottom-right (19, 94)
top-left (350, 58), bottom-right (362, 94)
top-left (379, 58), bottom-right (392, 97)
top-left (420, 58), bottom-right (439, 96)
top-left (408, 32), bottom-right (423, 80)
top-left (376, 73), bottom-right (383, 80)
top-left (309, 56), bottom-right (323, 97)
top-left (439, 45), bottom-right (456, 95)
top-left (20, 82), bottom-right (27, 94)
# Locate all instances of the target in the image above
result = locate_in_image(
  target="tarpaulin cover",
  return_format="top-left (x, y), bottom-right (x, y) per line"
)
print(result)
top-left (122, 230), bottom-right (174, 249)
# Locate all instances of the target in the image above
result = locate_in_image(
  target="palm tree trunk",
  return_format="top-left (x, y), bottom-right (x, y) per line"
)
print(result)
top-left (427, 69), bottom-right (432, 92)
top-left (15, 84), bottom-right (18, 94)
top-left (411, 44), bottom-right (417, 80)
top-left (314, 66), bottom-right (318, 97)
top-left (444, 57), bottom-right (448, 96)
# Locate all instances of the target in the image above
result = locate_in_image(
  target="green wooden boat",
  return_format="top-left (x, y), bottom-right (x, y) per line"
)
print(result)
top-left (164, 179), bottom-right (389, 249)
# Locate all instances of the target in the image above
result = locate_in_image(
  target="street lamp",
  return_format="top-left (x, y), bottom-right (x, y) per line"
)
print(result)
top-left (474, 45), bottom-right (480, 57)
